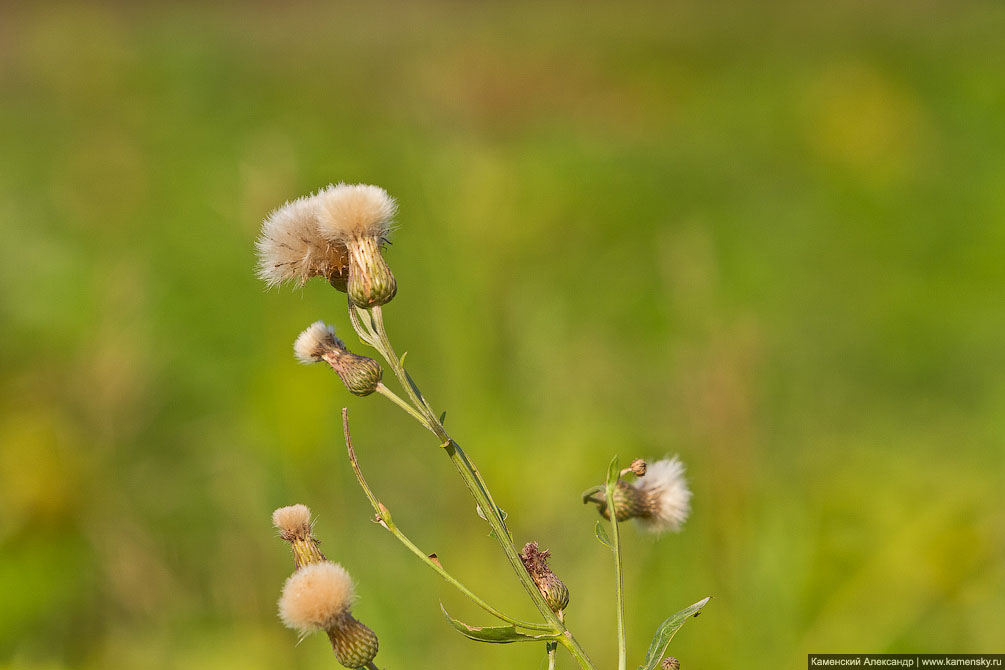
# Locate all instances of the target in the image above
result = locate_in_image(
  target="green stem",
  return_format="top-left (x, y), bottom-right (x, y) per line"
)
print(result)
top-left (442, 440), bottom-right (553, 614)
top-left (375, 382), bottom-right (429, 427)
top-left (352, 306), bottom-right (597, 670)
top-left (606, 470), bottom-right (627, 670)
top-left (341, 409), bottom-right (552, 632)
top-left (547, 641), bottom-right (558, 670)
top-left (369, 307), bottom-right (507, 529)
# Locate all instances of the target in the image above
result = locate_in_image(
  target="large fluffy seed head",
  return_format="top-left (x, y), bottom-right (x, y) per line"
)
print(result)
top-left (273, 504), bottom-right (312, 536)
top-left (315, 183), bottom-right (397, 243)
top-left (256, 193), bottom-right (350, 288)
top-left (294, 321), bottom-right (344, 364)
top-left (634, 457), bottom-right (692, 534)
top-left (278, 562), bottom-right (357, 635)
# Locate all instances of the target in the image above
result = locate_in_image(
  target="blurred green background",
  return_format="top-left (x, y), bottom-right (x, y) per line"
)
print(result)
top-left (2, 1), bottom-right (1004, 668)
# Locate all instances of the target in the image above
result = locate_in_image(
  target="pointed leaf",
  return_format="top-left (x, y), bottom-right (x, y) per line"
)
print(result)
top-left (637, 597), bottom-right (711, 670)
top-left (605, 455), bottom-right (624, 520)
top-left (595, 520), bottom-right (614, 550)
top-left (606, 455), bottom-right (621, 488)
top-left (440, 604), bottom-right (559, 644)
top-left (439, 410), bottom-right (447, 425)
top-left (476, 504), bottom-right (507, 523)
top-left (403, 368), bottom-right (424, 402)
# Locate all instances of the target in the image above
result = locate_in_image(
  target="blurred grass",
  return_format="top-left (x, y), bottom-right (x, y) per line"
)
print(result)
top-left (1, 1), bottom-right (1004, 668)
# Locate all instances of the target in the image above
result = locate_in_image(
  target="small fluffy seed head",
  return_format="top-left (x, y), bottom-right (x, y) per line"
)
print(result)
top-left (661, 657), bottom-right (681, 670)
top-left (294, 321), bottom-right (345, 364)
top-left (256, 193), bottom-right (350, 289)
top-left (633, 456), bottom-right (691, 534)
top-left (273, 504), bottom-right (312, 538)
top-left (273, 504), bottom-right (325, 568)
top-left (315, 183), bottom-right (397, 243)
top-left (278, 562), bottom-right (356, 635)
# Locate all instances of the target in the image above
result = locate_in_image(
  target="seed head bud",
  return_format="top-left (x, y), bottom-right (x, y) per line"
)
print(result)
top-left (324, 351), bottom-right (383, 397)
top-left (592, 480), bottom-right (645, 522)
top-left (520, 542), bottom-right (570, 613)
top-left (294, 322), bottom-right (383, 396)
top-left (588, 457), bottom-right (692, 535)
top-left (630, 458), bottom-right (647, 476)
top-left (314, 183), bottom-right (398, 308)
top-left (273, 504), bottom-right (325, 569)
top-left (327, 613), bottom-right (380, 669)
top-left (661, 657), bottom-right (681, 670)
top-left (278, 561), bottom-right (379, 669)
top-left (346, 235), bottom-right (397, 308)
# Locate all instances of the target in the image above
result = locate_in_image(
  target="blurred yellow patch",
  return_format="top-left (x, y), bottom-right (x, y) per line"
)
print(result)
top-left (803, 63), bottom-right (927, 183)
top-left (0, 410), bottom-right (81, 529)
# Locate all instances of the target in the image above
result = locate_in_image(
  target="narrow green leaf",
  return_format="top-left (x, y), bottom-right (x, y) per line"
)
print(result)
top-left (581, 484), bottom-right (605, 503)
top-left (403, 368), bottom-right (424, 400)
top-left (440, 604), bottom-right (559, 644)
top-left (637, 597), bottom-right (711, 670)
top-left (439, 410), bottom-right (447, 425)
top-left (595, 520), bottom-right (614, 550)
top-left (606, 455), bottom-right (621, 488)
top-left (605, 455), bottom-right (623, 521)
top-left (476, 504), bottom-right (507, 522)
top-left (399, 351), bottom-right (409, 367)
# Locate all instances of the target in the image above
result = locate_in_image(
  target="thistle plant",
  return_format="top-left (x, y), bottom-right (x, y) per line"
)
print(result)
top-left (258, 183), bottom-right (710, 669)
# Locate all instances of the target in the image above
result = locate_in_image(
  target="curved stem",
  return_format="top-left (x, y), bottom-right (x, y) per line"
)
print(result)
top-left (341, 409), bottom-right (553, 632)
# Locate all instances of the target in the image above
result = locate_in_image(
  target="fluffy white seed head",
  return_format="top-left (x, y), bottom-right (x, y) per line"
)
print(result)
top-left (278, 561), bottom-right (357, 635)
top-left (634, 456), bottom-right (692, 534)
top-left (315, 183), bottom-right (397, 243)
top-left (294, 321), bottom-right (343, 364)
top-left (256, 193), bottom-right (350, 288)
top-left (272, 504), bottom-right (312, 536)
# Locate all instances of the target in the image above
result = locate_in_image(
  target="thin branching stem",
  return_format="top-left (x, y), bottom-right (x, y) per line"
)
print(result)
top-left (375, 382), bottom-right (428, 426)
top-left (341, 409), bottom-right (553, 632)
top-left (349, 305), bottom-right (598, 670)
